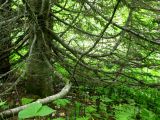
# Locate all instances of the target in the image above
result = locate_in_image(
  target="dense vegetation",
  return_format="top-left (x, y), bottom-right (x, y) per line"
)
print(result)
top-left (0, 0), bottom-right (160, 119)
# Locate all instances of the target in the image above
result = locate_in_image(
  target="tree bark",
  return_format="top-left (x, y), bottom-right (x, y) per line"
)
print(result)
top-left (25, 0), bottom-right (54, 97)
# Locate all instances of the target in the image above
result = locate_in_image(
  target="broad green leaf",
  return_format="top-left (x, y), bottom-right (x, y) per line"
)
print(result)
top-left (36, 105), bottom-right (55, 116)
top-left (18, 102), bottom-right (42, 119)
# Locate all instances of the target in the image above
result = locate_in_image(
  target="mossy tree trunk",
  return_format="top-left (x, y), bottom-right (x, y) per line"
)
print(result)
top-left (25, 0), bottom-right (54, 97)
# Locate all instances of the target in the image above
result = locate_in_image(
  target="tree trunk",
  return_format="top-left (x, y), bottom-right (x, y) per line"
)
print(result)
top-left (25, 0), bottom-right (54, 97)
top-left (0, 0), bottom-right (11, 80)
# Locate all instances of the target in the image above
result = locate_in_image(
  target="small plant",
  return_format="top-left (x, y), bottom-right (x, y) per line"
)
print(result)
top-left (113, 104), bottom-right (136, 120)
top-left (21, 97), bottom-right (34, 105)
top-left (85, 105), bottom-right (97, 118)
top-left (53, 98), bottom-right (71, 107)
top-left (0, 100), bottom-right (9, 110)
top-left (18, 102), bottom-right (55, 119)
top-left (0, 100), bottom-right (6, 107)
top-left (75, 101), bottom-right (81, 117)
top-left (100, 96), bottom-right (113, 103)
top-left (140, 108), bottom-right (156, 120)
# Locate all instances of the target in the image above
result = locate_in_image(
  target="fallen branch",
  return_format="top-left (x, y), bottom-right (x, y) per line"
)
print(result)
top-left (0, 83), bottom-right (72, 119)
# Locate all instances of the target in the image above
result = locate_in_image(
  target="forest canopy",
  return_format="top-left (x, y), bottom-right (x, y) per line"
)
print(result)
top-left (0, 0), bottom-right (160, 119)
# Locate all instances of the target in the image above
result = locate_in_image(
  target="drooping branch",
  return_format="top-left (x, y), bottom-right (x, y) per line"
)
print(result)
top-left (53, 14), bottom-right (121, 39)
top-left (86, 0), bottom-right (160, 45)
top-left (71, 0), bottom-right (121, 79)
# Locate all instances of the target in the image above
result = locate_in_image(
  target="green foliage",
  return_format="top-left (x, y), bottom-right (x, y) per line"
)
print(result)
top-left (18, 103), bottom-right (42, 119)
top-left (53, 99), bottom-right (71, 107)
top-left (1, 0), bottom-right (160, 119)
top-left (53, 118), bottom-right (65, 120)
top-left (85, 105), bottom-right (97, 119)
top-left (0, 100), bottom-right (9, 110)
top-left (100, 96), bottom-right (113, 103)
top-left (21, 98), bottom-right (34, 105)
top-left (36, 106), bottom-right (54, 116)
top-left (18, 103), bottom-right (55, 119)
top-left (76, 117), bottom-right (90, 120)
top-left (0, 100), bottom-right (6, 107)
top-left (85, 105), bottom-right (96, 113)
top-left (114, 104), bottom-right (136, 120)
top-left (54, 63), bottom-right (69, 77)
top-left (140, 108), bottom-right (156, 120)
top-left (75, 101), bottom-right (81, 117)
top-left (10, 53), bottom-right (20, 63)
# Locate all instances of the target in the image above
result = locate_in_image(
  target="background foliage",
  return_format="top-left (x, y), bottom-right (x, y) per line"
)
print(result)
top-left (0, 0), bottom-right (160, 119)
